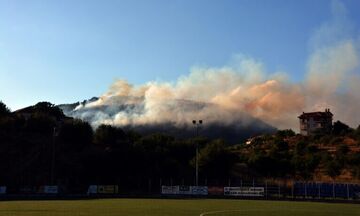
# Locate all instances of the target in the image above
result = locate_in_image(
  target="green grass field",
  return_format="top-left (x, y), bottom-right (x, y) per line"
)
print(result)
top-left (0, 198), bottom-right (359, 216)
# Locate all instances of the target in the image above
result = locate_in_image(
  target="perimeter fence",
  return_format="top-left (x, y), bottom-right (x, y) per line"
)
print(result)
top-left (1, 178), bottom-right (360, 201)
top-left (158, 178), bottom-right (360, 201)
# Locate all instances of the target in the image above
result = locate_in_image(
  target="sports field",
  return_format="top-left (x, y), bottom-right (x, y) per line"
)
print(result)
top-left (0, 199), bottom-right (359, 216)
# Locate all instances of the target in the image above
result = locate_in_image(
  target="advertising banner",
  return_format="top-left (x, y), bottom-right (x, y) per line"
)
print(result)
top-left (190, 186), bottom-right (208, 195)
top-left (19, 186), bottom-right (37, 194)
top-left (224, 187), bottom-right (264, 197)
top-left (97, 185), bottom-right (118, 194)
top-left (178, 185), bottom-right (192, 195)
top-left (0, 186), bottom-right (6, 194)
top-left (87, 185), bottom-right (98, 194)
top-left (208, 187), bottom-right (224, 195)
top-left (161, 186), bottom-right (179, 195)
top-left (42, 185), bottom-right (58, 194)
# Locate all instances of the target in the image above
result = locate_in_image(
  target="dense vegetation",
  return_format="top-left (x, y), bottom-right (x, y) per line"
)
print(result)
top-left (242, 127), bottom-right (360, 181)
top-left (0, 100), bottom-right (359, 193)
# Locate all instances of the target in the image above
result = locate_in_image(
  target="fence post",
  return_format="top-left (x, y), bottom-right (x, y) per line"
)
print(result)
top-left (265, 181), bottom-right (268, 199)
top-left (332, 181), bottom-right (335, 199)
top-left (148, 178), bottom-right (152, 194)
top-left (278, 182), bottom-right (281, 198)
top-left (347, 183), bottom-right (350, 200)
top-left (318, 182), bottom-right (321, 199)
top-left (160, 178), bottom-right (162, 194)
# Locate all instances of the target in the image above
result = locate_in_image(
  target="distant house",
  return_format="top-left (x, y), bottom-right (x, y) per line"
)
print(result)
top-left (245, 138), bottom-right (253, 145)
top-left (298, 109), bottom-right (333, 136)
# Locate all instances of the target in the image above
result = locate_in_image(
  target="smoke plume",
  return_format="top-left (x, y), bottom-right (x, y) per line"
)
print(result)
top-left (66, 0), bottom-right (360, 131)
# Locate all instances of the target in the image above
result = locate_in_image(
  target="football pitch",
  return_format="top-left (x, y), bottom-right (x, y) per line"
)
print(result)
top-left (0, 198), bottom-right (359, 216)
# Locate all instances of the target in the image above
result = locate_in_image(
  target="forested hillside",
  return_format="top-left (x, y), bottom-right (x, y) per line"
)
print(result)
top-left (0, 101), bottom-right (359, 193)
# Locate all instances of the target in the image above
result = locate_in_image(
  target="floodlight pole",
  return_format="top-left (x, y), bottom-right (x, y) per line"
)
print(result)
top-left (192, 120), bottom-right (203, 186)
top-left (51, 127), bottom-right (57, 185)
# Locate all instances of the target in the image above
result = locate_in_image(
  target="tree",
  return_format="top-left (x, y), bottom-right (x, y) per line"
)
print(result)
top-left (33, 102), bottom-right (65, 119)
top-left (195, 139), bottom-right (236, 178)
top-left (354, 125), bottom-right (360, 143)
top-left (333, 144), bottom-right (349, 169)
top-left (56, 119), bottom-right (94, 186)
top-left (276, 129), bottom-right (295, 138)
top-left (0, 101), bottom-right (10, 117)
top-left (268, 138), bottom-right (292, 177)
top-left (94, 124), bottom-right (126, 148)
top-left (333, 121), bottom-right (350, 135)
top-left (325, 159), bottom-right (342, 179)
top-left (348, 153), bottom-right (360, 179)
top-left (25, 113), bottom-right (56, 134)
top-left (291, 141), bottom-right (320, 180)
top-left (58, 119), bottom-right (93, 151)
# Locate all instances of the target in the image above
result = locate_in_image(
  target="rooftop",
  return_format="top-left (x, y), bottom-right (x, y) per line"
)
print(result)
top-left (298, 109), bottom-right (333, 119)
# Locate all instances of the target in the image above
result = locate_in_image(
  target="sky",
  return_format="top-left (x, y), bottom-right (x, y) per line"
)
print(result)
top-left (1, 0), bottom-right (360, 111)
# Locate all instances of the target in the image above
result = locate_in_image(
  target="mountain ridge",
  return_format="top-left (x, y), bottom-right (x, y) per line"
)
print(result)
top-left (57, 97), bottom-right (277, 144)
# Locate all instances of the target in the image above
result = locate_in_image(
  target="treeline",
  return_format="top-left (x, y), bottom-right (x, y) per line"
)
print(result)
top-left (0, 101), bottom-right (235, 191)
top-left (0, 101), bottom-right (360, 192)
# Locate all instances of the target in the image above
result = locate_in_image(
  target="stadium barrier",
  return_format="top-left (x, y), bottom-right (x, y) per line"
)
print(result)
top-left (208, 187), bottom-right (224, 195)
top-left (161, 186), bottom-right (179, 195)
top-left (87, 185), bottom-right (119, 194)
top-left (161, 186), bottom-right (208, 195)
top-left (224, 187), bottom-right (264, 197)
top-left (293, 182), bottom-right (360, 199)
top-left (158, 180), bottom-right (360, 200)
top-left (39, 185), bottom-right (58, 194)
top-left (16, 185), bottom-right (58, 194)
top-left (0, 186), bottom-right (6, 194)
top-left (0, 179), bottom-right (359, 201)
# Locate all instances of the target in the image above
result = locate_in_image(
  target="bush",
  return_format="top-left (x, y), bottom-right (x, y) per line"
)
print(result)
top-left (325, 159), bottom-right (342, 179)
top-left (276, 129), bottom-right (295, 138)
top-left (330, 137), bottom-right (343, 145)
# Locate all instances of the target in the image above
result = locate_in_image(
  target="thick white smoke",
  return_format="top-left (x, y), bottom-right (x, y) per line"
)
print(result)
top-left (69, 0), bottom-right (360, 131)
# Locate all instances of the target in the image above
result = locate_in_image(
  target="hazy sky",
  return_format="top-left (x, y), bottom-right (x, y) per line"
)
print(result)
top-left (1, 0), bottom-right (360, 110)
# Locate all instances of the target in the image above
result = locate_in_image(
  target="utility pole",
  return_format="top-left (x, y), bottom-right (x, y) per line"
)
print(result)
top-left (50, 127), bottom-right (57, 185)
top-left (192, 120), bottom-right (203, 186)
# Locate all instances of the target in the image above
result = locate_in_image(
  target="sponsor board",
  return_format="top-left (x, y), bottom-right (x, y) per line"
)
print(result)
top-left (87, 185), bottom-right (119, 194)
top-left (191, 186), bottom-right (208, 195)
top-left (19, 186), bottom-right (37, 194)
top-left (178, 185), bottom-right (192, 195)
top-left (356, 192), bottom-right (360, 198)
top-left (161, 186), bottom-right (179, 195)
top-left (224, 187), bottom-right (264, 197)
top-left (97, 185), bottom-right (119, 194)
top-left (39, 185), bottom-right (58, 194)
top-left (208, 187), bottom-right (224, 195)
top-left (87, 185), bottom-right (98, 194)
top-left (0, 186), bottom-right (6, 194)
top-left (161, 185), bottom-right (208, 195)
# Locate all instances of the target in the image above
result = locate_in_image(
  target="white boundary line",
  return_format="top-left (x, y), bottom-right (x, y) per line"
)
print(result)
top-left (199, 209), bottom-right (256, 216)
top-left (199, 208), bottom-right (340, 216)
